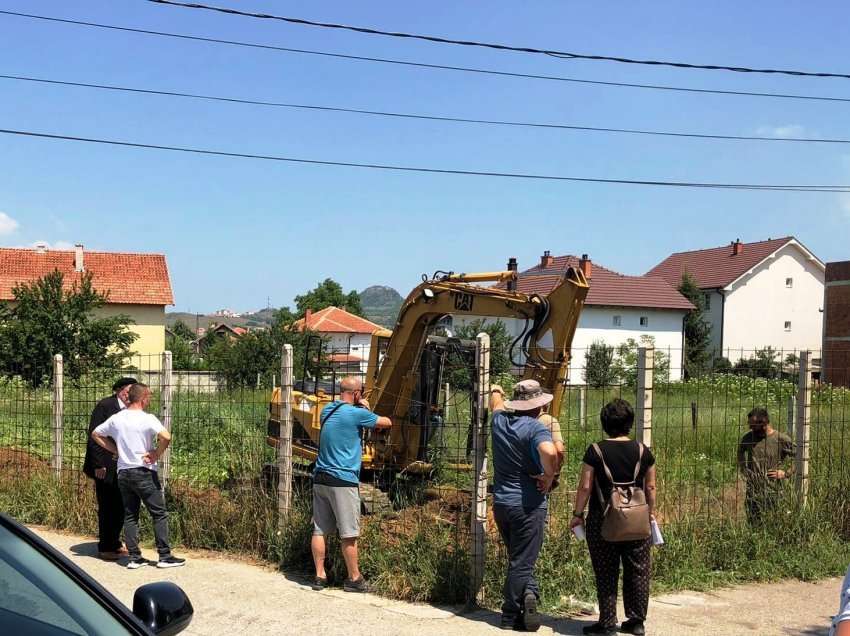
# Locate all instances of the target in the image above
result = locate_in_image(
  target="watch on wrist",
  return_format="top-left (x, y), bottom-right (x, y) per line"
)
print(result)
top-left (572, 510), bottom-right (585, 519)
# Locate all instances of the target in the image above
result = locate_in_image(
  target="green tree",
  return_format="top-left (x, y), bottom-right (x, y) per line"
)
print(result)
top-left (170, 319), bottom-right (196, 340)
top-left (611, 335), bottom-right (671, 386)
top-left (734, 347), bottom-right (782, 378)
top-left (166, 332), bottom-right (203, 371)
top-left (0, 270), bottom-right (136, 386)
top-left (583, 340), bottom-right (617, 388)
top-left (446, 319), bottom-right (513, 390)
top-left (678, 272), bottom-right (712, 378)
top-left (294, 279), bottom-right (363, 317)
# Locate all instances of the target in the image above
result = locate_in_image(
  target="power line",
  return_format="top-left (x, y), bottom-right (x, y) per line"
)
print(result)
top-left (149, 0), bottom-right (850, 80)
top-left (2, 10), bottom-right (849, 104)
top-left (4, 73), bottom-right (849, 145)
top-left (1, 127), bottom-right (847, 192)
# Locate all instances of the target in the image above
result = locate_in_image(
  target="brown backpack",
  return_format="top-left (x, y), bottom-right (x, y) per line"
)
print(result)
top-left (592, 442), bottom-right (651, 542)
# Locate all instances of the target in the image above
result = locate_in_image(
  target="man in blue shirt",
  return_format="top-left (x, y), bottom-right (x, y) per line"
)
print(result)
top-left (311, 376), bottom-right (392, 593)
top-left (491, 380), bottom-right (559, 632)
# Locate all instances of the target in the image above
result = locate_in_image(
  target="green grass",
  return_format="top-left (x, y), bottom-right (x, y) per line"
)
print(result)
top-left (1, 374), bottom-right (849, 611)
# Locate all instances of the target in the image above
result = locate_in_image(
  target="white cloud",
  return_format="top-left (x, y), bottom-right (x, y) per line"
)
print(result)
top-left (755, 124), bottom-right (808, 139)
top-left (28, 240), bottom-right (75, 250)
top-left (0, 212), bottom-right (19, 236)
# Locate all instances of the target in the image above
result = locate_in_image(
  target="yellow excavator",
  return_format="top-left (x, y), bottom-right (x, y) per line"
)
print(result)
top-left (267, 266), bottom-right (589, 509)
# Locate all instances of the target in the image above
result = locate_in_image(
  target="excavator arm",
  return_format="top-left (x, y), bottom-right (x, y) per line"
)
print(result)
top-left (365, 267), bottom-right (589, 466)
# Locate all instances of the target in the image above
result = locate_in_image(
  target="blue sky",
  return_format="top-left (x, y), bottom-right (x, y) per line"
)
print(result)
top-left (1, 1), bottom-right (848, 312)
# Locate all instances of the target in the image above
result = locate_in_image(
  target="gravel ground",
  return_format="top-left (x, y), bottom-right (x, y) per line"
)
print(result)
top-left (30, 527), bottom-right (837, 636)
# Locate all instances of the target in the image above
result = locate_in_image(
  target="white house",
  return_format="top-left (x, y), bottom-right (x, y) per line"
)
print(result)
top-left (451, 252), bottom-right (694, 382)
top-left (648, 237), bottom-right (825, 362)
top-left (293, 306), bottom-right (383, 373)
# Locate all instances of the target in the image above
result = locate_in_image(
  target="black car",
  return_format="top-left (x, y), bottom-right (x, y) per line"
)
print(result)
top-left (0, 513), bottom-right (193, 635)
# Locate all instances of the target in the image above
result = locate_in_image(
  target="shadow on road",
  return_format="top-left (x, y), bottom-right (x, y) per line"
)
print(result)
top-left (69, 542), bottom-right (131, 567)
top-left (791, 626), bottom-right (829, 636)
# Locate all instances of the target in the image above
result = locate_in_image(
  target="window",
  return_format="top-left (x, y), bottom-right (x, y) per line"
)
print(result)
top-left (612, 315), bottom-right (622, 327)
top-left (784, 321), bottom-right (792, 331)
top-left (703, 293), bottom-right (711, 310)
top-left (786, 277), bottom-right (793, 288)
top-left (640, 316), bottom-right (649, 327)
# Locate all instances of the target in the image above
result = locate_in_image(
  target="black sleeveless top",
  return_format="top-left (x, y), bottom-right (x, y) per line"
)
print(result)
top-left (582, 439), bottom-right (655, 514)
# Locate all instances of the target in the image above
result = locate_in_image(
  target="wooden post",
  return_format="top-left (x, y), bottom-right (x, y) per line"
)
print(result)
top-left (787, 395), bottom-right (796, 438)
top-left (469, 333), bottom-right (490, 606)
top-left (795, 351), bottom-right (812, 505)
top-left (51, 354), bottom-right (64, 478)
top-left (160, 351), bottom-right (173, 488)
top-left (277, 344), bottom-right (294, 525)
top-left (636, 347), bottom-right (654, 446)
top-left (579, 385), bottom-right (587, 431)
top-left (691, 402), bottom-right (698, 431)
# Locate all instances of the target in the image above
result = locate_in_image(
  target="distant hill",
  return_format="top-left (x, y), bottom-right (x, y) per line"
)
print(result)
top-left (166, 307), bottom-right (278, 333)
top-left (360, 285), bottom-right (403, 328)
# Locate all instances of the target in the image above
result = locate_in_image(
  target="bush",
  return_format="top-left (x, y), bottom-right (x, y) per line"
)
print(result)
top-left (584, 340), bottom-right (616, 388)
top-left (612, 335), bottom-right (671, 385)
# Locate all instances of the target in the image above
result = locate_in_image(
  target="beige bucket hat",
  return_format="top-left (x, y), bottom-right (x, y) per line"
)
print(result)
top-left (504, 379), bottom-right (553, 411)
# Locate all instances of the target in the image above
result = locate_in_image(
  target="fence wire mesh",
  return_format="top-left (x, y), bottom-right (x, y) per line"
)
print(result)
top-left (1, 341), bottom-right (849, 608)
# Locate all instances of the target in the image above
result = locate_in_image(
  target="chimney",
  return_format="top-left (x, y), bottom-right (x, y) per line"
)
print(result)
top-left (34, 241), bottom-right (48, 254)
top-left (507, 257), bottom-right (518, 292)
top-left (579, 253), bottom-right (592, 279)
top-left (732, 239), bottom-right (743, 256)
top-left (74, 244), bottom-right (84, 272)
top-left (540, 250), bottom-right (554, 269)
top-left (305, 308), bottom-right (313, 324)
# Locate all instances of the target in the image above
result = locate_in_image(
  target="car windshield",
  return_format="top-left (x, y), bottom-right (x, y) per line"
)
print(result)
top-left (0, 524), bottom-right (128, 635)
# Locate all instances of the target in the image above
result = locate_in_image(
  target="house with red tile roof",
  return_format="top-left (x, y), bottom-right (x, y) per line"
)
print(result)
top-left (293, 306), bottom-right (384, 373)
top-left (648, 237), bottom-right (824, 361)
top-left (450, 251), bottom-right (693, 381)
top-left (0, 244), bottom-right (174, 361)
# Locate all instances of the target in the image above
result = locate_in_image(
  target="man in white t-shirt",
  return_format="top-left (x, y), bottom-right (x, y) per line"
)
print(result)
top-left (92, 383), bottom-right (186, 570)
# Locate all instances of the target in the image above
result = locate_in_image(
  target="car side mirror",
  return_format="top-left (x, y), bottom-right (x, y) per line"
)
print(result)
top-left (132, 581), bottom-right (194, 635)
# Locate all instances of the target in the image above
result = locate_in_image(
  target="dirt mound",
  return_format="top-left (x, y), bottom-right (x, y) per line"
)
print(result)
top-left (0, 447), bottom-right (50, 478)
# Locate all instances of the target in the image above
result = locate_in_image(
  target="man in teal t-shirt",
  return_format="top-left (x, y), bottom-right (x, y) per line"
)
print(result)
top-left (311, 376), bottom-right (392, 593)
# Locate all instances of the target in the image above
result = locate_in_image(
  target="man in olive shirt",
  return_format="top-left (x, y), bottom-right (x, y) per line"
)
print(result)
top-left (737, 407), bottom-right (795, 524)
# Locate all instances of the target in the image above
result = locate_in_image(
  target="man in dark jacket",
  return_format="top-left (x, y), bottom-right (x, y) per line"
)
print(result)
top-left (83, 376), bottom-right (136, 560)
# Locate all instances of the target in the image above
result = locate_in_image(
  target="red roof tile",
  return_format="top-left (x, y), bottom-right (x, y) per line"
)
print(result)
top-left (293, 306), bottom-right (383, 334)
top-left (501, 256), bottom-right (693, 311)
top-left (0, 247), bottom-right (173, 305)
top-left (647, 237), bottom-right (794, 289)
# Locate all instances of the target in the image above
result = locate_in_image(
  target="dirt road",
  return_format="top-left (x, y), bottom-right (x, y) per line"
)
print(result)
top-left (31, 527), bottom-right (836, 635)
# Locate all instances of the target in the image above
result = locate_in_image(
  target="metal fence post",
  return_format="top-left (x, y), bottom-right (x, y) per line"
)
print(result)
top-left (470, 333), bottom-right (490, 605)
top-left (278, 344), bottom-right (294, 525)
top-left (636, 347), bottom-right (654, 447)
top-left (160, 351), bottom-right (173, 488)
top-left (795, 351), bottom-right (812, 505)
top-left (51, 354), bottom-right (64, 478)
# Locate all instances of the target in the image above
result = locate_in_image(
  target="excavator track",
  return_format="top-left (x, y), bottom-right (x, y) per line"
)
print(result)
top-left (359, 482), bottom-right (393, 516)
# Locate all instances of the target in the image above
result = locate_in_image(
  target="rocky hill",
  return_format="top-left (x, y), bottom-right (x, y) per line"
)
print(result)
top-left (360, 285), bottom-right (403, 328)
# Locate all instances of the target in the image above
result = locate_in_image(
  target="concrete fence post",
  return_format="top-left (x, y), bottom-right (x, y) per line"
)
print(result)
top-left (278, 344), bottom-right (295, 525)
top-left (51, 354), bottom-right (64, 479)
top-left (636, 347), bottom-right (654, 447)
top-left (795, 351), bottom-right (812, 505)
top-left (470, 333), bottom-right (491, 606)
top-left (160, 351), bottom-right (173, 488)
top-left (579, 385), bottom-right (587, 431)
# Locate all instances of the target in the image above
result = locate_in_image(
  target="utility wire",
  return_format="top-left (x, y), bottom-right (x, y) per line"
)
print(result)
top-left (149, 0), bottom-right (850, 80)
top-left (1, 128), bottom-right (848, 192)
top-left (2, 10), bottom-right (849, 104)
top-left (4, 73), bottom-right (848, 145)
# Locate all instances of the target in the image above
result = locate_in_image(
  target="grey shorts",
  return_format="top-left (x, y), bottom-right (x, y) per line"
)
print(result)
top-left (312, 483), bottom-right (361, 539)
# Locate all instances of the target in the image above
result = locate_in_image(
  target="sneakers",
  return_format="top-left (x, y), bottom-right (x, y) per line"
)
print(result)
top-left (127, 557), bottom-right (148, 570)
top-left (156, 556), bottom-right (187, 569)
top-left (342, 576), bottom-right (370, 593)
top-left (522, 592), bottom-right (541, 632)
top-left (311, 576), bottom-right (328, 591)
top-left (581, 623), bottom-right (616, 635)
top-left (620, 619), bottom-right (646, 635)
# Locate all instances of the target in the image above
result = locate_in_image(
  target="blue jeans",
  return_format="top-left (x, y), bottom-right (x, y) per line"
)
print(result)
top-left (117, 468), bottom-right (172, 559)
top-left (493, 504), bottom-right (547, 619)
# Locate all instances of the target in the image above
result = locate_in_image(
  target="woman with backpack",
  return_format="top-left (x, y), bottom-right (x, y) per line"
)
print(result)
top-left (570, 398), bottom-right (658, 636)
